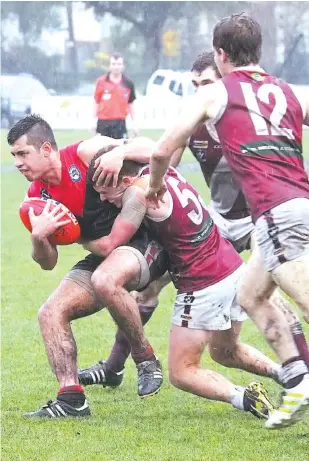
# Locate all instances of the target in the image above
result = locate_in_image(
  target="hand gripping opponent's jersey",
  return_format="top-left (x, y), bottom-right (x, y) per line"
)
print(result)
top-left (27, 143), bottom-right (120, 240)
top-left (213, 69), bottom-right (309, 222)
top-left (189, 124), bottom-right (250, 219)
top-left (140, 166), bottom-right (242, 293)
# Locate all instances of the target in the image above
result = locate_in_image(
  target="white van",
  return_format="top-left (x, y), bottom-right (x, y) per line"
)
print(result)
top-left (146, 69), bottom-right (195, 99)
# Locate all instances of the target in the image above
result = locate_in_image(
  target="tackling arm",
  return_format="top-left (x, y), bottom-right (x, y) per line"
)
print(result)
top-left (83, 184), bottom-right (147, 257)
top-left (77, 136), bottom-right (124, 164)
top-left (170, 145), bottom-right (187, 168)
top-left (149, 93), bottom-right (209, 191)
top-left (92, 138), bottom-right (157, 186)
top-left (148, 83), bottom-right (219, 196)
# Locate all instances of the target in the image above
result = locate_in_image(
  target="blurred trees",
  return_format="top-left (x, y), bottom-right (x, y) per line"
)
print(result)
top-left (1, 1), bottom-right (62, 46)
top-left (85, 1), bottom-right (187, 74)
top-left (1, 1), bottom-right (308, 92)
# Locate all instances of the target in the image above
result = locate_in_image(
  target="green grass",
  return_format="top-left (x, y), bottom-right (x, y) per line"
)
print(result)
top-left (1, 129), bottom-right (309, 461)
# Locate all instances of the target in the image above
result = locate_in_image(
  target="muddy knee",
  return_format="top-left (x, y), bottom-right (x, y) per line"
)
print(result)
top-left (91, 270), bottom-right (116, 302)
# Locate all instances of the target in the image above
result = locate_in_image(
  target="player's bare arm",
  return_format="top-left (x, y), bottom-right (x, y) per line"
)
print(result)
top-left (29, 202), bottom-right (71, 270)
top-left (147, 83), bottom-right (220, 202)
top-left (170, 145), bottom-right (187, 168)
top-left (77, 135), bottom-right (124, 164)
top-left (83, 181), bottom-right (148, 257)
top-left (93, 137), bottom-right (157, 187)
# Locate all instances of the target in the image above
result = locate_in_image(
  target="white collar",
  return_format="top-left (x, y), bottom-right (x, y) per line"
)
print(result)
top-left (231, 65), bottom-right (266, 73)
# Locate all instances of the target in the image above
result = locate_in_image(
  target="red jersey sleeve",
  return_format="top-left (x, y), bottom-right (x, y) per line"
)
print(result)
top-left (94, 77), bottom-right (104, 103)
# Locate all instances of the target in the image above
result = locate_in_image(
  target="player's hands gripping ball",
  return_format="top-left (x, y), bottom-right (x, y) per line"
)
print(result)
top-left (19, 198), bottom-right (80, 245)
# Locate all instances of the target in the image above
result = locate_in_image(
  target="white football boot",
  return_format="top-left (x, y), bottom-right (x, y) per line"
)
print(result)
top-left (265, 374), bottom-right (309, 429)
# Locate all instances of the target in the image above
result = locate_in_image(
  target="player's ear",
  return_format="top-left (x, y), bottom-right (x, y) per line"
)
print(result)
top-left (41, 141), bottom-right (52, 157)
top-left (122, 176), bottom-right (132, 185)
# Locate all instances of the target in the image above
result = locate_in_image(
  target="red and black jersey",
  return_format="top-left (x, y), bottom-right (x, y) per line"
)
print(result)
top-left (214, 70), bottom-right (309, 222)
top-left (140, 167), bottom-right (242, 293)
top-left (27, 143), bottom-right (120, 240)
top-left (94, 73), bottom-right (136, 120)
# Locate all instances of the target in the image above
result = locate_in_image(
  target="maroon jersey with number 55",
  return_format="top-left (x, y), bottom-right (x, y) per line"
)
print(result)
top-left (214, 70), bottom-right (309, 221)
top-left (140, 167), bottom-right (242, 293)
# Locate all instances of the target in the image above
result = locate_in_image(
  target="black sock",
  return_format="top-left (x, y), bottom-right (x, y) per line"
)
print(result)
top-left (57, 385), bottom-right (85, 407)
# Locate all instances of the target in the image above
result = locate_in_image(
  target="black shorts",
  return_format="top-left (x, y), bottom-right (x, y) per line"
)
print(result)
top-left (96, 119), bottom-right (127, 139)
top-left (69, 231), bottom-right (169, 293)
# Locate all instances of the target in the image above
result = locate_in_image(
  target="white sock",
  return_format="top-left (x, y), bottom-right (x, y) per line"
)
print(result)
top-left (231, 387), bottom-right (245, 411)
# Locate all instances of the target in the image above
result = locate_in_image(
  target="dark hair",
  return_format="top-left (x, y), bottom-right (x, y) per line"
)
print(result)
top-left (213, 13), bottom-right (262, 66)
top-left (118, 160), bottom-right (144, 179)
top-left (87, 146), bottom-right (115, 185)
top-left (87, 148), bottom-right (143, 187)
top-left (7, 114), bottom-right (57, 150)
top-left (110, 52), bottom-right (123, 61)
top-left (191, 51), bottom-right (221, 78)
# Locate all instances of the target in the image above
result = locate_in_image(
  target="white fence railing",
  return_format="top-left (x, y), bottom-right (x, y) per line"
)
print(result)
top-left (31, 95), bottom-right (191, 131)
top-left (32, 87), bottom-right (309, 131)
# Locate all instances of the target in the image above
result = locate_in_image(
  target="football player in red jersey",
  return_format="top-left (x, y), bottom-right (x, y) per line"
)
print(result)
top-left (84, 156), bottom-right (282, 419)
top-left (146, 14), bottom-right (309, 429)
top-left (8, 115), bottom-right (166, 418)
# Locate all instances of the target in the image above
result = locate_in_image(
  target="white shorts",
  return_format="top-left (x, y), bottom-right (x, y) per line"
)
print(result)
top-left (172, 264), bottom-right (248, 330)
top-left (255, 198), bottom-right (309, 271)
top-left (208, 205), bottom-right (254, 253)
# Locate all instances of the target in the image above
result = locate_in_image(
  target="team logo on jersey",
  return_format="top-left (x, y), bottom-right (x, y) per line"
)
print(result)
top-left (40, 188), bottom-right (52, 199)
top-left (68, 164), bottom-right (81, 182)
top-left (192, 140), bottom-right (208, 162)
top-left (251, 72), bottom-right (265, 82)
top-left (195, 150), bottom-right (206, 162)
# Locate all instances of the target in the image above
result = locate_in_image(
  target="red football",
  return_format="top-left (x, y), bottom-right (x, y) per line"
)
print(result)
top-left (19, 197), bottom-right (81, 245)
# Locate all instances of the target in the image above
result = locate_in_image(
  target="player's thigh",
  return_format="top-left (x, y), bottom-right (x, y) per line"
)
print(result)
top-left (168, 324), bottom-right (211, 373)
top-left (124, 234), bottom-right (169, 291)
top-left (41, 273), bottom-right (101, 321)
top-left (209, 321), bottom-right (242, 353)
top-left (91, 247), bottom-right (142, 290)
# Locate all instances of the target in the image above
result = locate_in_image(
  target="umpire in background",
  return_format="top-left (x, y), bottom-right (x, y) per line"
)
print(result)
top-left (94, 52), bottom-right (139, 139)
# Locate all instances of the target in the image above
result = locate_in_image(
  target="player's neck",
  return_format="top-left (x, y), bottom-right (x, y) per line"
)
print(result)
top-left (230, 63), bottom-right (265, 73)
top-left (41, 157), bottom-right (62, 185)
top-left (109, 73), bottom-right (122, 83)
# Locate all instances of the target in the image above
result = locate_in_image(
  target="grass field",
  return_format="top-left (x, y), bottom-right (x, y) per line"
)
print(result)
top-left (1, 129), bottom-right (309, 461)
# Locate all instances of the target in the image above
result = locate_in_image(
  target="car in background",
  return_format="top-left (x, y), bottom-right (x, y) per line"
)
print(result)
top-left (146, 69), bottom-right (195, 99)
top-left (1, 73), bottom-right (53, 128)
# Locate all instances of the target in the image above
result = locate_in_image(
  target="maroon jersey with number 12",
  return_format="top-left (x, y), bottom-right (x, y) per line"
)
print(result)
top-left (140, 167), bottom-right (242, 293)
top-left (214, 70), bottom-right (309, 222)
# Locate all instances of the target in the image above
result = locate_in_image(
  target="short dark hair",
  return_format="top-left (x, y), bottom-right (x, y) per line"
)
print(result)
top-left (110, 52), bottom-right (123, 61)
top-left (213, 13), bottom-right (262, 67)
top-left (191, 51), bottom-right (220, 77)
top-left (118, 160), bottom-right (144, 179)
top-left (7, 114), bottom-right (57, 150)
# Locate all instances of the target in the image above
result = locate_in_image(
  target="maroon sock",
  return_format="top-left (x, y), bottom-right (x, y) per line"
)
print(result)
top-left (131, 344), bottom-right (155, 364)
top-left (291, 322), bottom-right (309, 368)
top-left (106, 304), bottom-right (158, 372)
